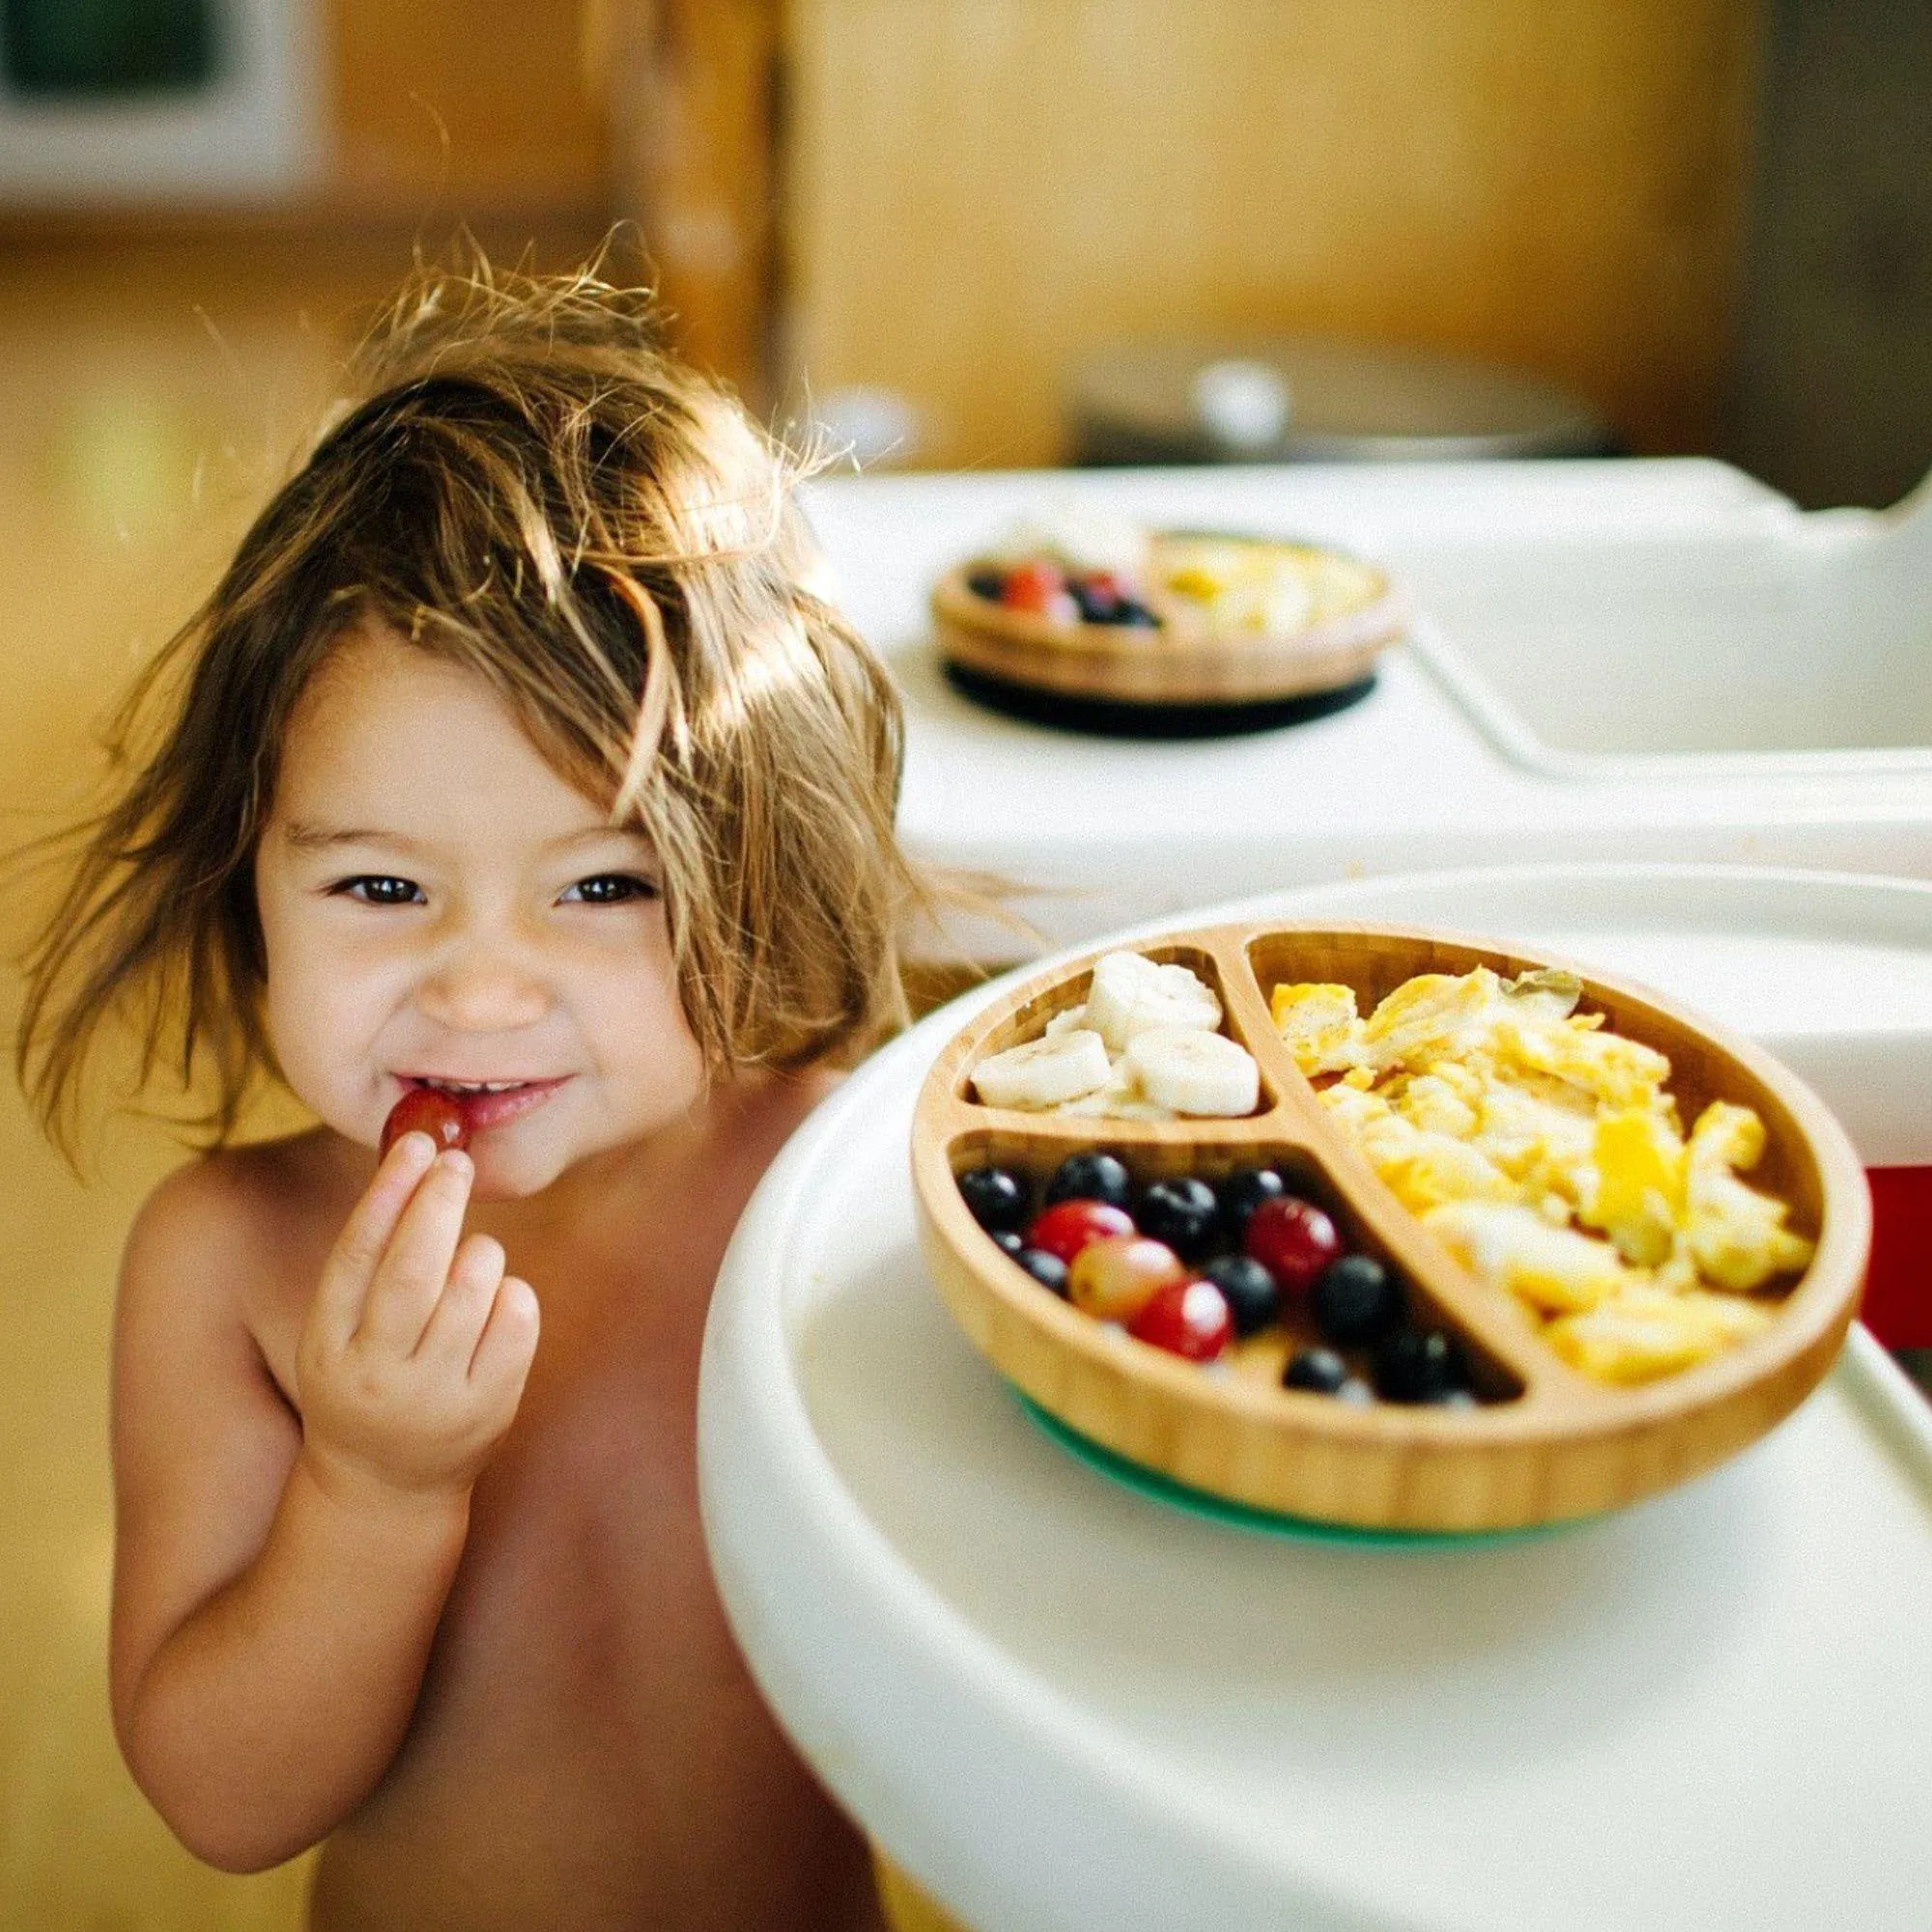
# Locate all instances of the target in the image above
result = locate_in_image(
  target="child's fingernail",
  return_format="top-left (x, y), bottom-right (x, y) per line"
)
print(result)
top-left (395, 1130), bottom-right (437, 1163)
top-left (440, 1150), bottom-right (473, 1179)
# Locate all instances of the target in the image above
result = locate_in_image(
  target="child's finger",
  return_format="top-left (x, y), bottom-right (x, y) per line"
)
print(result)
top-left (468, 1275), bottom-right (540, 1394)
top-left (310, 1132), bottom-right (440, 1350)
top-left (412, 1232), bottom-right (505, 1372)
top-left (355, 1151), bottom-right (473, 1356)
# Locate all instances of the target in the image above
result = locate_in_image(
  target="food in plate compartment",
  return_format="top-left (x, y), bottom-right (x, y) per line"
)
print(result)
top-left (968, 952), bottom-right (1260, 1120)
top-left (1270, 967), bottom-right (1816, 1383)
top-left (952, 1147), bottom-right (1487, 1406)
top-left (953, 503), bottom-right (1387, 644)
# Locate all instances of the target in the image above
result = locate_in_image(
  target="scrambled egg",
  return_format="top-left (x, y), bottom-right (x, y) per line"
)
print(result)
top-left (1157, 536), bottom-right (1382, 639)
top-left (1272, 969), bottom-right (1815, 1384)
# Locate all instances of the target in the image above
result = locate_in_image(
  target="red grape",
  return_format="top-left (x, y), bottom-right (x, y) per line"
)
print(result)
top-left (1243, 1195), bottom-right (1342, 1294)
top-left (1127, 1278), bottom-right (1233, 1362)
top-left (1026, 1199), bottom-right (1134, 1267)
top-left (381, 1088), bottom-right (470, 1158)
top-left (999, 559), bottom-right (1065, 613)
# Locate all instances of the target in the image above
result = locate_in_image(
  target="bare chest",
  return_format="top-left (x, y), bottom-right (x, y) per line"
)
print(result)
top-left (427, 1283), bottom-right (718, 1724)
top-left (294, 1241), bottom-right (833, 1920)
top-left (256, 1215), bottom-right (725, 1714)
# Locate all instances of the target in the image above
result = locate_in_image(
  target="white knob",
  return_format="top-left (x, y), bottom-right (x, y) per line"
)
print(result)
top-left (1191, 359), bottom-right (1291, 451)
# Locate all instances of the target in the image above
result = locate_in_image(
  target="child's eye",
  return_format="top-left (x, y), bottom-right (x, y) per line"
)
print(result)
top-left (560, 873), bottom-right (659, 906)
top-left (331, 875), bottom-right (424, 906)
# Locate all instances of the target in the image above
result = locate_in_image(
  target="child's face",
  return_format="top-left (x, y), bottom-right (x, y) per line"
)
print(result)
top-left (254, 623), bottom-right (705, 1200)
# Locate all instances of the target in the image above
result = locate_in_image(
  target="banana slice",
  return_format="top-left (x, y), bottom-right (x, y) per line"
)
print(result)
top-left (1050, 1065), bottom-right (1178, 1122)
top-left (1083, 952), bottom-right (1221, 1051)
top-left (1122, 1027), bottom-right (1260, 1117)
top-left (971, 1028), bottom-right (1112, 1110)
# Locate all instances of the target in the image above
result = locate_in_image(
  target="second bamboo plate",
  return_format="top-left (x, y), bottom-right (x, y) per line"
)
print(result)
top-left (909, 923), bottom-right (1870, 1533)
top-left (930, 534), bottom-right (1406, 708)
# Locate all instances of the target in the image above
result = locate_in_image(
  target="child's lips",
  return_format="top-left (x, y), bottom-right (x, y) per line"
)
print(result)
top-left (398, 1075), bottom-right (571, 1133)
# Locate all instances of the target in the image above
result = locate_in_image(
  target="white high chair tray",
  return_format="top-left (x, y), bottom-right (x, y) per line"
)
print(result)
top-left (698, 867), bottom-right (1932, 1932)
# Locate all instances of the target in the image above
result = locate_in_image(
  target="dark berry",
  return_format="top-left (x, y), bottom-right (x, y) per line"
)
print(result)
top-left (991, 1230), bottom-right (1025, 1256)
top-left (1373, 1329), bottom-right (1466, 1405)
top-left (965, 566), bottom-right (1007, 601)
top-left (1336, 1377), bottom-right (1377, 1406)
top-left (1200, 1254), bottom-right (1280, 1337)
top-left (1431, 1388), bottom-right (1481, 1410)
top-left (1282, 1347), bottom-right (1350, 1394)
top-left (1217, 1166), bottom-right (1287, 1237)
top-left (1068, 577), bottom-right (1122, 624)
top-left (1312, 1254), bottom-right (1403, 1347)
top-left (1111, 598), bottom-right (1159, 628)
top-left (1244, 1195), bottom-right (1343, 1293)
top-left (1044, 1150), bottom-right (1134, 1211)
top-left (1014, 1247), bottom-right (1069, 1295)
top-left (1136, 1177), bottom-right (1221, 1260)
top-left (957, 1164), bottom-right (1030, 1234)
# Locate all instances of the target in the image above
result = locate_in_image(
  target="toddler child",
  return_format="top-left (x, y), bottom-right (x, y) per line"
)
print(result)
top-left (16, 260), bottom-right (917, 1930)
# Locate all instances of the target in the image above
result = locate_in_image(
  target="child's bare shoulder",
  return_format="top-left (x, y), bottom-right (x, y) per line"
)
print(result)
top-left (121, 1130), bottom-right (354, 1343)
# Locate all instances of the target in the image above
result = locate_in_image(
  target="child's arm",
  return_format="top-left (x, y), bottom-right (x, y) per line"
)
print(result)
top-left (109, 1135), bottom-right (538, 1873)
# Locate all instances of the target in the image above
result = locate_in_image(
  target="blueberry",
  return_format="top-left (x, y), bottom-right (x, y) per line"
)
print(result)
top-left (1111, 599), bottom-right (1159, 628)
top-left (991, 1230), bottom-right (1025, 1256)
top-left (1015, 1247), bottom-right (1069, 1295)
top-left (1336, 1377), bottom-right (1377, 1406)
top-left (956, 1164), bottom-right (1029, 1234)
top-left (965, 566), bottom-right (1007, 602)
top-left (1135, 1177), bottom-right (1221, 1260)
top-left (1217, 1166), bottom-right (1287, 1237)
top-left (1373, 1328), bottom-right (1465, 1404)
top-left (1201, 1254), bottom-right (1280, 1336)
top-left (1430, 1388), bottom-right (1481, 1410)
top-left (1044, 1151), bottom-right (1134, 1211)
top-left (1282, 1347), bottom-right (1350, 1394)
top-left (1312, 1254), bottom-right (1403, 1347)
top-left (1068, 579), bottom-right (1122, 624)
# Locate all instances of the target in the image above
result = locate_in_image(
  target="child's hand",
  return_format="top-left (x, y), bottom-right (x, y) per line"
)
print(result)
top-left (295, 1134), bottom-right (539, 1510)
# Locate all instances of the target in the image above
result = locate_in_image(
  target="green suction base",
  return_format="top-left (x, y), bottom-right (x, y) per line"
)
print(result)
top-left (1018, 1395), bottom-right (1591, 1549)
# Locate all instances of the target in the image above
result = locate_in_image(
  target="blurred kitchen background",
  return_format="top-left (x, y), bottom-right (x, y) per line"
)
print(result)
top-left (0, 1), bottom-right (1926, 1925)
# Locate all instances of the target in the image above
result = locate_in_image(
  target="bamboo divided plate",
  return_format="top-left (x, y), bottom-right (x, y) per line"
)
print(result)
top-left (909, 923), bottom-right (1871, 1534)
top-left (929, 535), bottom-right (1406, 708)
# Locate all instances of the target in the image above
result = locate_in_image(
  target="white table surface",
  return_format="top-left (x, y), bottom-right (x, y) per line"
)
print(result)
top-left (801, 461), bottom-right (1932, 953)
top-left (699, 866), bottom-right (1932, 1932)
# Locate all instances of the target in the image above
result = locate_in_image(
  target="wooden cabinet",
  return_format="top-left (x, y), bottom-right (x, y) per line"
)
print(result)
top-left (329, 0), bottom-right (611, 214)
top-left (777, 0), bottom-right (1761, 462)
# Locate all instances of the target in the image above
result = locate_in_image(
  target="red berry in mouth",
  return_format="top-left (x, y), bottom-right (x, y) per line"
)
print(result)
top-left (381, 1087), bottom-right (471, 1157)
top-left (1243, 1195), bottom-right (1343, 1294)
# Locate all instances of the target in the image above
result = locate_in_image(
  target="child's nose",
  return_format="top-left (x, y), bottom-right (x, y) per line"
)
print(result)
top-left (415, 938), bottom-right (551, 1034)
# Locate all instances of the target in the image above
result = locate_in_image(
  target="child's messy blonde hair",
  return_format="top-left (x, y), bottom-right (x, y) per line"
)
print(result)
top-left (17, 254), bottom-right (921, 1157)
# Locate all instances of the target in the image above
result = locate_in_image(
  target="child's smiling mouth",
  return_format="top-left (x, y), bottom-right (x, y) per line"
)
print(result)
top-left (395, 1073), bottom-right (572, 1133)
